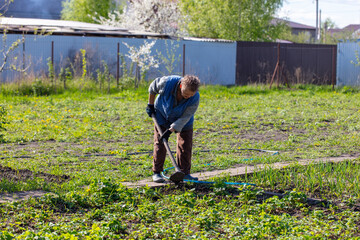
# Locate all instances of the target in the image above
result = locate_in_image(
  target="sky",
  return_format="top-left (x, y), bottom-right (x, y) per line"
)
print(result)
top-left (277, 0), bottom-right (360, 29)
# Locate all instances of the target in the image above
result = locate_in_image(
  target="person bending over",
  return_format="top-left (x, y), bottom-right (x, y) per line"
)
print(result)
top-left (146, 75), bottom-right (200, 183)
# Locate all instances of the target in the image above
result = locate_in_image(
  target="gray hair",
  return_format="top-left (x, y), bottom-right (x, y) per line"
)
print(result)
top-left (181, 75), bottom-right (200, 92)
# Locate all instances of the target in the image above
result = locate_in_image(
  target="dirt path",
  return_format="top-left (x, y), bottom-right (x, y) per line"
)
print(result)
top-left (1, 155), bottom-right (359, 202)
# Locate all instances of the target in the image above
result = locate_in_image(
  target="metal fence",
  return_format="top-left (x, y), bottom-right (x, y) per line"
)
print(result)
top-left (4, 34), bottom-right (351, 87)
top-left (336, 42), bottom-right (360, 86)
top-left (236, 41), bottom-right (337, 86)
top-left (0, 34), bottom-right (237, 85)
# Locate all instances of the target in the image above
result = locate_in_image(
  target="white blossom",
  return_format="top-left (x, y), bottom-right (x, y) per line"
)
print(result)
top-left (123, 40), bottom-right (159, 72)
top-left (94, 0), bottom-right (187, 36)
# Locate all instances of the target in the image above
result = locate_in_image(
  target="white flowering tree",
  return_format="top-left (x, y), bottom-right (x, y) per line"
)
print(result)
top-left (0, 32), bottom-right (23, 72)
top-left (0, 0), bottom-right (29, 73)
top-left (94, 0), bottom-right (186, 37)
top-left (123, 40), bottom-right (159, 87)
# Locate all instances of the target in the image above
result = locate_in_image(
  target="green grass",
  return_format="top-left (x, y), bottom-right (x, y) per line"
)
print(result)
top-left (0, 84), bottom-right (360, 238)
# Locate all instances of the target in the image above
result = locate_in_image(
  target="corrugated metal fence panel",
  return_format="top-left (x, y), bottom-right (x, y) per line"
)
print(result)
top-left (54, 35), bottom-right (119, 74)
top-left (236, 41), bottom-right (336, 85)
top-left (336, 42), bottom-right (360, 86)
top-left (0, 34), bottom-right (237, 85)
top-left (181, 40), bottom-right (236, 85)
top-left (236, 42), bottom-right (277, 85)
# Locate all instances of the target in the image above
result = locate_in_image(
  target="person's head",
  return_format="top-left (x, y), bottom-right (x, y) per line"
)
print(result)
top-left (180, 75), bottom-right (200, 99)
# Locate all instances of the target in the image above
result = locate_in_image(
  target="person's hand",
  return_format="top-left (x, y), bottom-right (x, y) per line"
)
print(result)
top-left (146, 104), bottom-right (155, 117)
top-left (159, 129), bottom-right (172, 142)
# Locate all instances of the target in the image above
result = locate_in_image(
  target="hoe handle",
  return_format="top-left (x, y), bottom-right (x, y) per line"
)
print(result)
top-left (151, 114), bottom-right (182, 173)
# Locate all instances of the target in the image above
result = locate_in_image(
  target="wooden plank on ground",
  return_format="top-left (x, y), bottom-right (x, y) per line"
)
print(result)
top-left (121, 156), bottom-right (359, 188)
top-left (0, 156), bottom-right (358, 202)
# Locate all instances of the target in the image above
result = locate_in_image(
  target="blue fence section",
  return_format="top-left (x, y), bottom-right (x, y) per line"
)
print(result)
top-left (336, 42), bottom-right (360, 86)
top-left (0, 34), bottom-right (236, 85)
top-left (183, 40), bottom-right (236, 85)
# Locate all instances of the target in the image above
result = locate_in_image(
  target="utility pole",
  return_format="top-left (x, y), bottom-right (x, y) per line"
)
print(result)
top-left (315, 0), bottom-right (319, 42)
top-left (324, 21), bottom-right (327, 44)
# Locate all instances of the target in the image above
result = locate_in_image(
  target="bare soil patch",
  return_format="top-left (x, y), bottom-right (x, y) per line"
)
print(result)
top-left (0, 190), bottom-right (51, 203)
top-left (0, 165), bottom-right (70, 183)
top-left (0, 139), bottom-right (152, 160)
top-left (0, 164), bottom-right (68, 203)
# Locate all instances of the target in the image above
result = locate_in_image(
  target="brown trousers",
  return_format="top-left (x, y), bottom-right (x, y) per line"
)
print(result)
top-left (152, 126), bottom-right (193, 175)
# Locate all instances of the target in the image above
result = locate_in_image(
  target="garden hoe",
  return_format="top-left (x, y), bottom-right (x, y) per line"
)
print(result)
top-left (151, 114), bottom-right (185, 183)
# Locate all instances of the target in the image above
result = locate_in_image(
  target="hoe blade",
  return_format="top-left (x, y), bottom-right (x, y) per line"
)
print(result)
top-left (170, 171), bottom-right (185, 183)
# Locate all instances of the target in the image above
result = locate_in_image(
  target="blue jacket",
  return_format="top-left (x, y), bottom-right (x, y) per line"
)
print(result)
top-left (153, 76), bottom-right (200, 131)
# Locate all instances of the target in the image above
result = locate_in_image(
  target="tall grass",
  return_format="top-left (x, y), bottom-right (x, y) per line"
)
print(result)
top-left (2, 74), bottom-right (360, 97)
top-left (233, 160), bottom-right (360, 200)
top-left (0, 74), bottom-right (149, 96)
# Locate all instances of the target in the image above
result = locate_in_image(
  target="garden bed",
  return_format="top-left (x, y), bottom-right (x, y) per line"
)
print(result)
top-left (0, 85), bottom-right (359, 238)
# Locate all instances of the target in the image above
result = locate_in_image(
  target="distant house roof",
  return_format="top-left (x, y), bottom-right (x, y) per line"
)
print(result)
top-left (0, 17), bottom-right (235, 43)
top-left (328, 24), bottom-right (360, 37)
top-left (327, 28), bottom-right (343, 35)
top-left (284, 20), bottom-right (315, 30)
top-left (343, 24), bottom-right (360, 32)
top-left (271, 18), bottom-right (315, 30)
top-left (0, 17), bottom-right (171, 39)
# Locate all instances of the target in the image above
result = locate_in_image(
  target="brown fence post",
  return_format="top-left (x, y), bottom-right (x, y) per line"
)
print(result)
top-left (22, 37), bottom-right (25, 71)
top-left (332, 46), bottom-right (336, 90)
top-left (182, 44), bottom-right (185, 77)
top-left (117, 42), bottom-right (120, 88)
top-left (270, 43), bottom-right (280, 89)
top-left (51, 41), bottom-right (54, 68)
top-left (51, 41), bottom-right (56, 92)
top-left (277, 43), bottom-right (280, 87)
